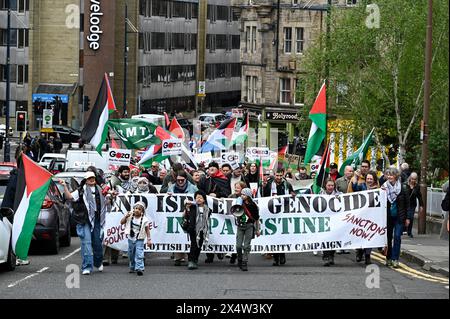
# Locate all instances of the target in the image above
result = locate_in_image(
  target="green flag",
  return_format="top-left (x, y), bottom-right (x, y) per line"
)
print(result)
top-left (339, 128), bottom-right (375, 176)
top-left (108, 119), bottom-right (161, 150)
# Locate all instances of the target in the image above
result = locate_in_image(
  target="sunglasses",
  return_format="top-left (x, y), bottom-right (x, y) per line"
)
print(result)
top-left (177, 179), bottom-right (186, 182)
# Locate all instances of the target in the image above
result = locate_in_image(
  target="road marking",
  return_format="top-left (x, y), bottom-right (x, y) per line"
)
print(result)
top-left (7, 267), bottom-right (49, 288)
top-left (372, 252), bottom-right (449, 282)
top-left (370, 253), bottom-right (448, 284)
top-left (60, 248), bottom-right (81, 261)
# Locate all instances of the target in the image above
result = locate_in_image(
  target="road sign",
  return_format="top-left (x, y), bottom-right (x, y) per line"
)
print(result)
top-left (43, 109), bottom-right (53, 129)
top-left (198, 81), bottom-right (206, 96)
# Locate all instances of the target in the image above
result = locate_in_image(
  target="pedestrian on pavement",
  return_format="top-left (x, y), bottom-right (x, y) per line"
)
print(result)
top-left (186, 191), bottom-right (211, 270)
top-left (120, 201), bottom-right (152, 276)
top-left (440, 181), bottom-right (449, 240)
top-left (53, 133), bottom-right (63, 153)
top-left (60, 171), bottom-right (110, 275)
top-left (381, 168), bottom-right (410, 268)
top-left (233, 188), bottom-right (260, 271)
top-left (320, 179), bottom-right (342, 266)
top-left (405, 172), bottom-right (423, 238)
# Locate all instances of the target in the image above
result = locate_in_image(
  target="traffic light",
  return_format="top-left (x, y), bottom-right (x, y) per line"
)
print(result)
top-left (16, 111), bottom-right (27, 132)
top-left (83, 95), bottom-right (90, 111)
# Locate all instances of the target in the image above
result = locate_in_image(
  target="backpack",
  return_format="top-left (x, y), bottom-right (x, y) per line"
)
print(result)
top-left (181, 207), bottom-right (190, 232)
top-left (71, 184), bottom-right (88, 225)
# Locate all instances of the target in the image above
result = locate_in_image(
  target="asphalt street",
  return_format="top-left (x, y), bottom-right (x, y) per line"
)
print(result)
top-left (0, 238), bottom-right (448, 299)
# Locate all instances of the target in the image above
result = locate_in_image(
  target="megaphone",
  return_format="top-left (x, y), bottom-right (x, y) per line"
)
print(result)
top-left (230, 197), bottom-right (244, 218)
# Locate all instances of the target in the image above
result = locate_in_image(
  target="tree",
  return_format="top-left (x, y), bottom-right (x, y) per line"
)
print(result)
top-left (300, 0), bottom-right (449, 173)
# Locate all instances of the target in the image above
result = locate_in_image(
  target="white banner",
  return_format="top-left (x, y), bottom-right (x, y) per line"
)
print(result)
top-left (162, 139), bottom-right (182, 156)
top-left (103, 190), bottom-right (387, 253)
top-left (108, 148), bottom-right (132, 166)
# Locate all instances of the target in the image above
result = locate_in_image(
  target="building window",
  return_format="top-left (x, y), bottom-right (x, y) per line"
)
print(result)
top-left (139, 0), bottom-right (152, 17)
top-left (151, 32), bottom-right (165, 50)
top-left (165, 32), bottom-right (172, 51)
top-left (245, 26), bottom-right (250, 53)
top-left (17, 64), bottom-right (27, 85)
top-left (292, 0), bottom-right (299, 6)
top-left (280, 78), bottom-right (291, 104)
top-left (246, 76), bottom-right (251, 102)
top-left (227, 7), bottom-right (233, 23)
top-left (217, 5), bottom-right (228, 21)
top-left (216, 34), bottom-right (226, 50)
top-left (226, 35), bottom-right (232, 52)
top-left (207, 34), bottom-right (216, 52)
top-left (17, 0), bottom-right (28, 13)
top-left (143, 66), bottom-right (151, 87)
top-left (18, 29), bottom-right (29, 48)
top-left (173, 1), bottom-right (185, 18)
top-left (245, 76), bottom-right (257, 103)
top-left (143, 32), bottom-right (151, 53)
top-left (295, 27), bottom-right (304, 53)
top-left (232, 35), bottom-right (240, 50)
top-left (185, 2), bottom-right (192, 20)
top-left (295, 79), bottom-right (305, 105)
top-left (347, 0), bottom-right (358, 6)
top-left (0, 29), bottom-right (18, 47)
top-left (251, 26), bottom-right (256, 53)
top-left (207, 4), bottom-right (217, 23)
top-left (206, 64), bottom-right (216, 80)
top-left (252, 76), bottom-right (257, 103)
top-left (284, 27), bottom-right (292, 53)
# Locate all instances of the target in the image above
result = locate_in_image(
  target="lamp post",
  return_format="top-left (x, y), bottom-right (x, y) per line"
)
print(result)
top-left (4, 0), bottom-right (11, 162)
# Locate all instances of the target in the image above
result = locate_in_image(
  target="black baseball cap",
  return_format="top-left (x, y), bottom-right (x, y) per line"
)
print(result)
top-left (330, 163), bottom-right (338, 169)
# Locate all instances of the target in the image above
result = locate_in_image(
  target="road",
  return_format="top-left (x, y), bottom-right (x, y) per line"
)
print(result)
top-left (0, 238), bottom-right (447, 299)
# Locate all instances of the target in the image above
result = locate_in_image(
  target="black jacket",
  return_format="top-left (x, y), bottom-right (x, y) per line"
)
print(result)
top-left (198, 175), bottom-right (231, 198)
top-left (1, 169), bottom-right (18, 210)
top-left (387, 184), bottom-right (410, 223)
top-left (186, 204), bottom-right (211, 234)
top-left (243, 200), bottom-right (260, 223)
top-left (405, 183), bottom-right (423, 210)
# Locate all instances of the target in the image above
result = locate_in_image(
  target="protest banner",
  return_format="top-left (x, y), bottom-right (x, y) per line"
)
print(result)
top-left (107, 148), bottom-right (132, 166)
top-left (104, 190), bottom-right (387, 253)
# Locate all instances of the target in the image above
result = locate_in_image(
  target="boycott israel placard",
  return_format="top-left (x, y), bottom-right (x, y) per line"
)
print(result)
top-left (162, 139), bottom-right (182, 156)
top-left (107, 148), bottom-right (132, 166)
top-left (104, 190), bottom-right (387, 253)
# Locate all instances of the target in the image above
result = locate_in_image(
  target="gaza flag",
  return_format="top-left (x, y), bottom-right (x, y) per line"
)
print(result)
top-left (304, 82), bottom-right (326, 165)
top-left (81, 73), bottom-right (116, 154)
top-left (12, 154), bottom-right (53, 260)
top-left (231, 112), bottom-right (249, 146)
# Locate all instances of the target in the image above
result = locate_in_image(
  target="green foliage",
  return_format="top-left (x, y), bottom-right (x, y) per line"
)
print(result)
top-left (299, 0), bottom-right (449, 176)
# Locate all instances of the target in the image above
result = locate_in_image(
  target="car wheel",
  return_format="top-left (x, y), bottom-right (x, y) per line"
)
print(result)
top-left (48, 224), bottom-right (60, 254)
top-left (60, 222), bottom-right (71, 247)
top-left (0, 240), bottom-right (16, 271)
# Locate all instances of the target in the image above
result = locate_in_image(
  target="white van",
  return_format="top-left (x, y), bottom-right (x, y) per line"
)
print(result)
top-left (39, 153), bottom-right (66, 169)
top-left (66, 150), bottom-right (109, 172)
top-left (131, 114), bottom-right (166, 128)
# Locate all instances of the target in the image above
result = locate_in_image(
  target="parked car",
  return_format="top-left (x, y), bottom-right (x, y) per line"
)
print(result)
top-left (46, 125), bottom-right (81, 144)
top-left (198, 113), bottom-right (227, 131)
top-left (0, 124), bottom-right (13, 137)
top-left (38, 153), bottom-right (66, 170)
top-left (0, 207), bottom-right (15, 271)
top-left (48, 158), bottom-right (66, 175)
top-left (32, 180), bottom-right (72, 253)
top-left (0, 162), bottom-right (16, 185)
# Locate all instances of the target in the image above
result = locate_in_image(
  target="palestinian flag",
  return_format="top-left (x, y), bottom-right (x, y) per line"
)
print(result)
top-left (138, 126), bottom-right (172, 167)
top-left (313, 142), bottom-right (331, 194)
top-left (169, 117), bottom-right (186, 141)
top-left (200, 117), bottom-right (237, 153)
top-left (339, 128), bottom-right (374, 176)
top-left (231, 112), bottom-right (249, 146)
top-left (163, 112), bottom-right (171, 129)
top-left (12, 154), bottom-right (53, 260)
top-left (304, 82), bottom-right (326, 165)
top-left (81, 73), bottom-right (116, 154)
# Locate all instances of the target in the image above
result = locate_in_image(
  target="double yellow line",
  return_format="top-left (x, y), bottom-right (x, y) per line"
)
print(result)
top-left (371, 252), bottom-right (449, 284)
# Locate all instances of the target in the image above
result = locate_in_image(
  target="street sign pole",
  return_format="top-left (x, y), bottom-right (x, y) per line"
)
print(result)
top-left (4, 1), bottom-right (11, 162)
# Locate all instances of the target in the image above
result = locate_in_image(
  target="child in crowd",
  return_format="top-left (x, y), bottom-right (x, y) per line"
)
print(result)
top-left (120, 201), bottom-right (152, 276)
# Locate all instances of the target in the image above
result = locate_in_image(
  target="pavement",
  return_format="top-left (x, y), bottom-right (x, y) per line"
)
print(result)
top-left (400, 220), bottom-right (449, 277)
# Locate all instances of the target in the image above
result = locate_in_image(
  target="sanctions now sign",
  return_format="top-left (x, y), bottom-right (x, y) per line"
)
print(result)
top-left (108, 148), bottom-right (132, 166)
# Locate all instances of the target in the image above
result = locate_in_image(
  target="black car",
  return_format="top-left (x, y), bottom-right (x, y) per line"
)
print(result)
top-left (48, 125), bottom-right (81, 144)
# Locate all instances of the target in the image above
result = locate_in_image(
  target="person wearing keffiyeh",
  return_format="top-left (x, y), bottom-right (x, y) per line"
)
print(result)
top-left (382, 167), bottom-right (410, 268)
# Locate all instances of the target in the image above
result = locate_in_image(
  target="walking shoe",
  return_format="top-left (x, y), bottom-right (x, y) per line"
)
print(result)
top-left (386, 259), bottom-right (393, 267)
top-left (237, 260), bottom-right (242, 269)
top-left (280, 255), bottom-right (286, 265)
top-left (365, 255), bottom-right (372, 265)
top-left (174, 259), bottom-right (182, 266)
top-left (217, 253), bottom-right (224, 260)
top-left (230, 255), bottom-right (236, 264)
top-left (329, 256), bottom-right (335, 265)
top-left (272, 260), bottom-right (279, 266)
top-left (16, 258), bottom-right (30, 266)
top-left (342, 250), bottom-right (350, 254)
top-left (225, 253), bottom-right (232, 258)
top-left (82, 270), bottom-right (91, 275)
top-left (102, 261), bottom-right (110, 266)
top-left (137, 271), bottom-right (143, 276)
top-left (96, 265), bottom-right (103, 272)
top-left (335, 250), bottom-right (343, 254)
top-left (241, 262), bottom-right (248, 271)
top-left (188, 261), bottom-right (196, 270)
top-left (392, 260), bottom-right (400, 268)
top-left (313, 251), bottom-right (318, 256)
